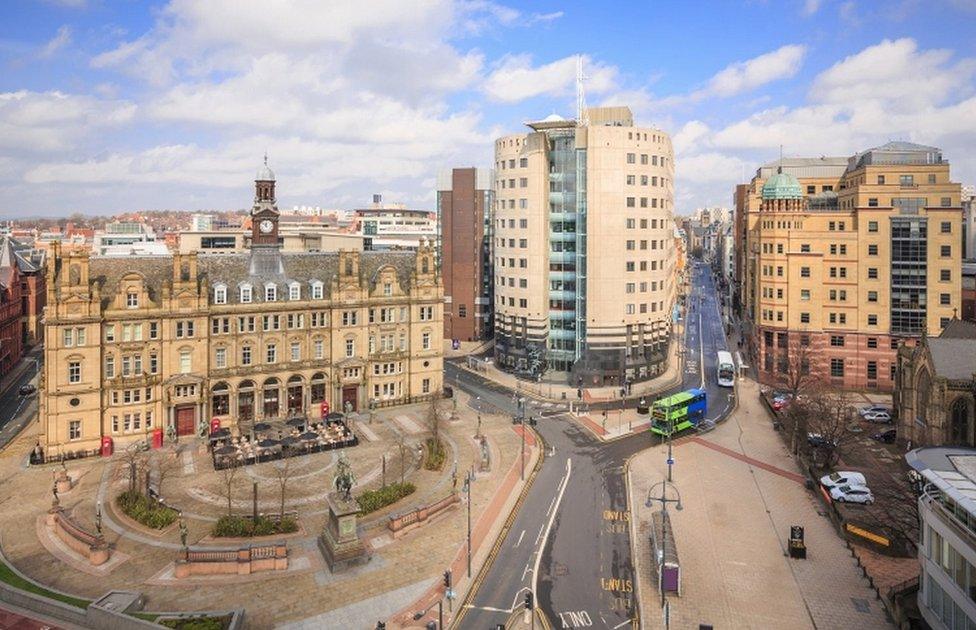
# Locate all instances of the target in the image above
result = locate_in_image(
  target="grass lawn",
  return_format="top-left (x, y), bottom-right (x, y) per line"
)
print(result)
top-left (0, 558), bottom-right (91, 609)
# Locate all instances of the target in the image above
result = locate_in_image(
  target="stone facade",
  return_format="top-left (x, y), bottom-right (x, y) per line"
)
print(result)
top-left (38, 164), bottom-right (444, 459)
top-left (896, 319), bottom-right (976, 448)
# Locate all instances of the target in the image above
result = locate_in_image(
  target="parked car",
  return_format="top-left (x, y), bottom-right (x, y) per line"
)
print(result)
top-left (772, 395), bottom-right (793, 412)
top-left (863, 411), bottom-right (892, 424)
top-left (858, 405), bottom-right (890, 418)
top-left (830, 484), bottom-right (874, 505)
top-left (872, 428), bottom-right (897, 444)
top-left (442, 385), bottom-right (454, 399)
top-left (820, 471), bottom-right (867, 489)
top-left (807, 433), bottom-right (837, 449)
top-left (18, 384), bottom-right (36, 396)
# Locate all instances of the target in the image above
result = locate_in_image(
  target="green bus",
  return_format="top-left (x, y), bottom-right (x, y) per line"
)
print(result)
top-left (649, 388), bottom-right (707, 436)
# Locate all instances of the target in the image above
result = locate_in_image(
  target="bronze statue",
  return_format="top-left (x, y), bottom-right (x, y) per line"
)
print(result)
top-left (332, 454), bottom-right (355, 501)
top-left (179, 517), bottom-right (188, 548)
top-left (95, 502), bottom-right (102, 536)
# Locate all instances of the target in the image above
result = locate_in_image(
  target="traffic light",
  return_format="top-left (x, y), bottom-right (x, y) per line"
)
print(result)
top-left (524, 590), bottom-right (534, 610)
top-left (443, 570), bottom-right (452, 590)
top-left (577, 388), bottom-right (582, 400)
top-left (375, 623), bottom-right (386, 630)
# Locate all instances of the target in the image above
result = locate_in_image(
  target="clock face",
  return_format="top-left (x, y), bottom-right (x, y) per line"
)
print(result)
top-left (259, 219), bottom-right (274, 234)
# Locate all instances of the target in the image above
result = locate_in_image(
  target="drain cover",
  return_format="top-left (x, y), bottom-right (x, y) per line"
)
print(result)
top-left (851, 597), bottom-right (871, 613)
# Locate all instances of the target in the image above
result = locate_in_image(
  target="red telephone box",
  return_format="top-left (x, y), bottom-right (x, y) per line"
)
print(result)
top-left (209, 417), bottom-right (221, 434)
top-left (151, 428), bottom-right (163, 449)
top-left (100, 436), bottom-right (114, 457)
top-left (320, 401), bottom-right (330, 417)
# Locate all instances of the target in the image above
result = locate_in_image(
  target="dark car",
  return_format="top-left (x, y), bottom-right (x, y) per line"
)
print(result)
top-left (18, 384), bottom-right (36, 397)
top-left (872, 428), bottom-right (897, 444)
top-left (442, 385), bottom-right (454, 399)
top-left (807, 432), bottom-right (837, 449)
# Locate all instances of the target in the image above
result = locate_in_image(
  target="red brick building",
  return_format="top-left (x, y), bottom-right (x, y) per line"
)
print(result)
top-left (437, 167), bottom-right (494, 343)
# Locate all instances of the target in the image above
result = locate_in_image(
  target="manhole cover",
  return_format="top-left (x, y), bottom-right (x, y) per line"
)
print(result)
top-left (851, 597), bottom-right (871, 613)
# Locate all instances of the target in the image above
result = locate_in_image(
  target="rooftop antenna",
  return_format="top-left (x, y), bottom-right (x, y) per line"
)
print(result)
top-left (576, 55), bottom-right (589, 127)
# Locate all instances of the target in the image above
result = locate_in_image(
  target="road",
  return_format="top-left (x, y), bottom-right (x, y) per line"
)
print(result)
top-left (0, 346), bottom-right (42, 450)
top-left (455, 262), bottom-right (733, 629)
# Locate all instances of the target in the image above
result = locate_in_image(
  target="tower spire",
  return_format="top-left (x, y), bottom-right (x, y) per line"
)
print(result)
top-left (778, 144), bottom-right (784, 174)
top-left (576, 55), bottom-right (589, 127)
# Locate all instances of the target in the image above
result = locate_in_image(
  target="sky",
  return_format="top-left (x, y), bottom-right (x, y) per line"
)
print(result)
top-left (1, 0), bottom-right (975, 218)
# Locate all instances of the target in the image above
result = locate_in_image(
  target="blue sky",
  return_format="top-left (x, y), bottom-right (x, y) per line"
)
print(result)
top-left (1, 0), bottom-right (975, 217)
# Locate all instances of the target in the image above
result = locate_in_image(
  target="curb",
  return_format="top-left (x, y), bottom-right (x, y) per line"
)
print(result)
top-left (450, 425), bottom-right (546, 629)
top-left (624, 456), bottom-right (643, 630)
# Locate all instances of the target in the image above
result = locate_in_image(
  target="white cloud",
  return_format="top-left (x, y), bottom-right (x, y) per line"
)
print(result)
top-left (0, 90), bottom-right (135, 153)
top-left (703, 45), bottom-right (807, 98)
top-left (39, 25), bottom-right (72, 58)
top-left (483, 54), bottom-right (617, 103)
top-left (802, 0), bottom-right (822, 16)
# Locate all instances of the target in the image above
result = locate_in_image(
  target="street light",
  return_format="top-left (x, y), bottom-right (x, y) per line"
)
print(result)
top-left (413, 597), bottom-right (444, 629)
top-left (463, 469), bottom-right (473, 578)
top-left (646, 479), bottom-right (682, 629)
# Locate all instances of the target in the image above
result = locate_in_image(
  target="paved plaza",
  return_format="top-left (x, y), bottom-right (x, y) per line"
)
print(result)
top-left (0, 391), bottom-right (533, 629)
top-left (630, 375), bottom-right (894, 630)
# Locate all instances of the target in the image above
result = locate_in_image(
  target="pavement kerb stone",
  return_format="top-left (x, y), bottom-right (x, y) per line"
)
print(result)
top-left (625, 455), bottom-right (644, 630)
top-left (413, 424), bottom-right (545, 630)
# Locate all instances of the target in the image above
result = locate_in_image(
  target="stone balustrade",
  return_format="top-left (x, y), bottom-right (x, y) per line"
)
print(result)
top-left (47, 508), bottom-right (109, 566)
top-left (388, 492), bottom-right (460, 539)
top-left (174, 543), bottom-right (287, 577)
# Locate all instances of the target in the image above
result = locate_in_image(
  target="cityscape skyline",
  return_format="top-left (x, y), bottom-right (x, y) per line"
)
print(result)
top-left (2, 1), bottom-right (976, 217)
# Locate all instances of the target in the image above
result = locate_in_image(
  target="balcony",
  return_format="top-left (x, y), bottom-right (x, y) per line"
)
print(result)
top-left (923, 489), bottom-right (976, 550)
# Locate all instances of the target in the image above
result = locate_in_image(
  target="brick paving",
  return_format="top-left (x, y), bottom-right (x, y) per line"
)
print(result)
top-left (0, 391), bottom-right (534, 629)
top-left (630, 375), bottom-right (894, 630)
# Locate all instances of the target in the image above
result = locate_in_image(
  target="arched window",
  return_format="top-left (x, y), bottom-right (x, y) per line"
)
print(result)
top-left (287, 375), bottom-right (304, 414)
top-left (212, 382), bottom-right (230, 416)
top-left (310, 372), bottom-right (326, 404)
top-left (213, 284), bottom-right (227, 305)
top-left (422, 257), bottom-right (429, 274)
top-left (916, 368), bottom-right (932, 426)
top-left (263, 377), bottom-right (280, 418)
top-left (238, 380), bottom-right (255, 422)
top-left (951, 397), bottom-right (971, 446)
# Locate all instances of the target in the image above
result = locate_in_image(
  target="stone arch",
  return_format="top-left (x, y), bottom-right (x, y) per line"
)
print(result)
top-left (211, 381), bottom-right (230, 416)
top-left (950, 396), bottom-right (972, 446)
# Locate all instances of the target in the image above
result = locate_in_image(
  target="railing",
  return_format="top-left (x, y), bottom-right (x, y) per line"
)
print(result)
top-left (923, 490), bottom-right (976, 549)
top-left (177, 543), bottom-right (287, 577)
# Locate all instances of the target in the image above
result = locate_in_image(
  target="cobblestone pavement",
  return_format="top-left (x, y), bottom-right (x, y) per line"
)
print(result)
top-left (630, 375), bottom-right (894, 630)
top-left (0, 391), bottom-right (529, 629)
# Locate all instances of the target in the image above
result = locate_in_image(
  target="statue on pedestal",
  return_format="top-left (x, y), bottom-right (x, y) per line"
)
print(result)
top-left (179, 517), bottom-right (188, 549)
top-left (332, 454), bottom-right (355, 501)
top-left (95, 502), bottom-right (102, 537)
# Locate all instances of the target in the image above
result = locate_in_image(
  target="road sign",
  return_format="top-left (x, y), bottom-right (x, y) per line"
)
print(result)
top-left (667, 458), bottom-right (674, 465)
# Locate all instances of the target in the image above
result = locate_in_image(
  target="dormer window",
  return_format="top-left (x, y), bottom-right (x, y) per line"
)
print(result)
top-left (265, 283), bottom-right (277, 302)
top-left (214, 284), bottom-right (227, 305)
top-left (383, 282), bottom-right (392, 296)
top-left (288, 282), bottom-right (300, 301)
top-left (126, 293), bottom-right (139, 309)
top-left (311, 281), bottom-right (324, 300)
top-left (240, 284), bottom-right (253, 304)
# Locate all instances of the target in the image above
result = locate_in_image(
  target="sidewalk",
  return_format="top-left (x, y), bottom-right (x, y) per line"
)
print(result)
top-left (629, 375), bottom-right (892, 629)
top-left (454, 323), bottom-right (684, 405)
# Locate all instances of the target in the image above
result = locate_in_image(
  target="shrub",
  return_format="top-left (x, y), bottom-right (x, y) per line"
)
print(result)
top-left (211, 515), bottom-right (299, 538)
top-left (116, 489), bottom-right (179, 530)
top-left (357, 482), bottom-right (416, 515)
top-left (158, 616), bottom-right (229, 630)
top-left (423, 437), bottom-right (446, 471)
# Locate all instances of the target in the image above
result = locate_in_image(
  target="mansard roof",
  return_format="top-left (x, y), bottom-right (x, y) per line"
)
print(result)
top-left (84, 250), bottom-right (418, 307)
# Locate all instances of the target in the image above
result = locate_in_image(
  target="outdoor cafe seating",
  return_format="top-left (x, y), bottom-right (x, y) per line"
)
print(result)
top-left (211, 415), bottom-right (358, 470)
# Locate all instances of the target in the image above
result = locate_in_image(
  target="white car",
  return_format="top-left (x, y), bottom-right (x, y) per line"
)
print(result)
top-left (859, 405), bottom-right (890, 418)
top-left (830, 485), bottom-right (874, 505)
top-left (863, 411), bottom-right (892, 424)
top-left (820, 471), bottom-right (867, 489)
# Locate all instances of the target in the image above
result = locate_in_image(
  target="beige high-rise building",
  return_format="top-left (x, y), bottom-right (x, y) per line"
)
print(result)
top-left (737, 142), bottom-right (963, 392)
top-left (493, 106), bottom-right (676, 386)
top-left (38, 161), bottom-right (443, 459)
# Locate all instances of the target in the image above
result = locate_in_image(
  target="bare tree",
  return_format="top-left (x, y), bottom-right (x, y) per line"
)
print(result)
top-left (774, 333), bottom-right (821, 454)
top-left (802, 388), bottom-right (858, 468)
top-left (426, 399), bottom-right (443, 448)
top-left (149, 450), bottom-right (181, 501)
top-left (270, 459), bottom-right (294, 521)
top-left (217, 466), bottom-right (240, 516)
top-left (859, 474), bottom-right (920, 556)
top-left (114, 445), bottom-right (147, 494)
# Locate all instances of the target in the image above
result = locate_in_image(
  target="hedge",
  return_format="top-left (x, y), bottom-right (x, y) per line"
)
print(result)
top-left (116, 489), bottom-right (179, 530)
top-left (357, 482), bottom-right (416, 515)
top-left (159, 616), bottom-right (230, 630)
top-left (211, 515), bottom-right (298, 538)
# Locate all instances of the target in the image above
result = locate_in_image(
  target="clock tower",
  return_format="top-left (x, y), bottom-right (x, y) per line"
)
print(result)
top-left (251, 154), bottom-right (279, 247)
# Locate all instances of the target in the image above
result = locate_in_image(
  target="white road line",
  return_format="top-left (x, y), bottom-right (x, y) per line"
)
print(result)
top-left (535, 524), bottom-right (545, 545)
top-left (465, 605), bottom-right (512, 613)
top-left (612, 617), bottom-right (632, 628)
top-left (547, 495), bottom-right (557, 516)
top-left (514, 529), bottom-right (525, 547)
top-left (532, 458), bottom-right (572, 605)
top-left (522, 562), bottom-right (532, 580)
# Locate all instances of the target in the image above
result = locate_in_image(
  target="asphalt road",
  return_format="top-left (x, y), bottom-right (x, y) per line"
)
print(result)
top-left (454, 262), bottom-right (733, 629)
top-left (0, 346), bottom-right (42, 450)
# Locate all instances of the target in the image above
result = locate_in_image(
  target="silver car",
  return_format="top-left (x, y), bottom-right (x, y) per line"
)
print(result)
top-left (820, 471), bottom-right (867, 489)
top-left (830, 485), bottom-right (874, 505)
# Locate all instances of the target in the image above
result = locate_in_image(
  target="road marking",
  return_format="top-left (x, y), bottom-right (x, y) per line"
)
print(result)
top-left (514, 529), bottom-right (525, 547)
top-left (610, 619), bottom-right (631, 629)
top-left (547, 495), bottom-right (557, 516)
top-left (535, 524), bottom-right (545, 545)
top-left (522, 562), bottom-right (532, 580)
top-left (532, 458), bottom-right (572, 607)
top-left (465, 605), bottom-right (511, 613)
top-left (599, 578), bottom-right (634, 593)
top-left (557, 610), bottom-right (594, 627)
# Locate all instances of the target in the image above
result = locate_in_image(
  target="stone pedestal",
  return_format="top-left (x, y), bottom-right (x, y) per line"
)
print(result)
top-left (317, 493), bottom-right (369, 573)
top-left (89, 537), bottom-right (109, 566)
top-left (55, 470), bottom-right (72, 494)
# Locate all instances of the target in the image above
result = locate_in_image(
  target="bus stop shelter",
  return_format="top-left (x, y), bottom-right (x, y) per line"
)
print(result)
top-left (650, 509), bottom-right (681, 596)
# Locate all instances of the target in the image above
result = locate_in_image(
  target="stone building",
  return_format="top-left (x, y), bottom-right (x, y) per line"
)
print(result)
top-left (39, 160), bottom-right (444, 458)
top-left (895, 319), bottom-right (976, 447)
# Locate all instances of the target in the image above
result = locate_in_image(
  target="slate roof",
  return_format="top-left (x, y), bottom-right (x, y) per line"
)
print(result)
top-left (84, 250), bottom-right (418, 306)
top-left (928, 338), bottom-right (976, 380)
top-left (940, 318), bottom-right (976, 339)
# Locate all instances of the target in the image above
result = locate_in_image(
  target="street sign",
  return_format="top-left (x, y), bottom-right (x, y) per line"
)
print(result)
top-left (667, 458), bottom-right (674, 465)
